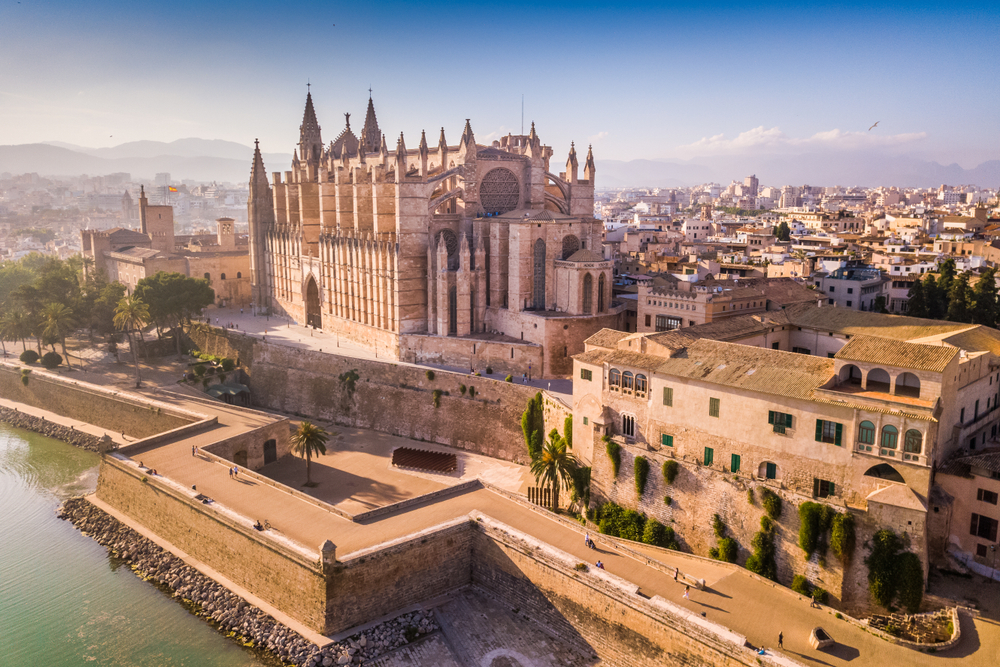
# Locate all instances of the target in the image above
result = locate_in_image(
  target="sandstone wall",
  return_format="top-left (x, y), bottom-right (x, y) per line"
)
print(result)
top-left (0, 363), bottom-right (195, 438)
top-left (96, 456), bottom-right (328, 632)
top-left (471, 517), bottom-right (775, 667)
top-left (399, 333), bottom-right (543, 379)
top-left (187, 325), bottom-right (539, 464)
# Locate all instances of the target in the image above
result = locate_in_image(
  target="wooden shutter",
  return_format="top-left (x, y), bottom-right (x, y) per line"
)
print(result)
top-left (785, 413), bottom-right (793, 428)
top-left (834, 423), bottom-right (843, 446)
top-left (768, 410), bottom-right (775, 424)
top-left (815, 419), bottom-right (824, 442)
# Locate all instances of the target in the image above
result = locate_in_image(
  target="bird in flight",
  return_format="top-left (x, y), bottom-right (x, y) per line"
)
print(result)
top-left (868, 121), bottom-right (880, 131)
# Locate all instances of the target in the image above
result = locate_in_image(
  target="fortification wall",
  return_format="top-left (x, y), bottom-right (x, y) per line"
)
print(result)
top-left (399, 333), bottom-right (543, 378)
top-left (471, 517), bottom-right (777, 667)
top-left (590, 439), bottom-right (850, 607)
top-left (188, 325), bottom-right (540, 464)
top-left (95, 456), bottom-right (328, 631)
top-left (0, 363), bottom-right (195, 438)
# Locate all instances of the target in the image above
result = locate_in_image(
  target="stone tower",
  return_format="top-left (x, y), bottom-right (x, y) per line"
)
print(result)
top-left (247, 139), bottom-right (274, 311)
top-left (299, 88), bottom-right (323, 168)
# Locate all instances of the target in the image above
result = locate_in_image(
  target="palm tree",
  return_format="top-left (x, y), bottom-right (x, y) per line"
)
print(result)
top-left (113, 294), bottom-right (150, 387)
top-left (530, 429), bottom-right (578, 511)
top-left (42, 303), bottom-right (75, 367)
top-left (290, 421), bottom-right (329, 487)
top-left (1, 309), bottom-right (31, 353)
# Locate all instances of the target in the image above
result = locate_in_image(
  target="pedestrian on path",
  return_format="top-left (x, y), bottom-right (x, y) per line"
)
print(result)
top-left (192, 445), bottom-right (196, 456)
top-left (585, 532), bottom-right (590, 548)
top-left (778, 632), bottom-right (783, 649)
top-left (234, 466), bottom-right (239, 479)
top-left (674, 567), bottom-right (678, 581)
top-left (683, 585), bottom-right (690, 600)
top-left (596, 560), bottom-right (604, 570)
top-left (229, 467), bottom-right (233, 479)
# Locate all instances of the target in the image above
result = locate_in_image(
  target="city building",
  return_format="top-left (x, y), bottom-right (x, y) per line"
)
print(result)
top-left (815, 267), bottom-right (889, 311)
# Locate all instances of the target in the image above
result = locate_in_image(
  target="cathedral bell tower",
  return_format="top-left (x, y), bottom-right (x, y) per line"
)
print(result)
top-left (298, 86), bottom-right (323, 173)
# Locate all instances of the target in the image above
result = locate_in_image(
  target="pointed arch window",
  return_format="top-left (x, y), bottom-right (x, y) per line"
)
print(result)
top-left (598, 274), bottom-right (606, 312)
top-left (583, 273), bottom-right (593, 314)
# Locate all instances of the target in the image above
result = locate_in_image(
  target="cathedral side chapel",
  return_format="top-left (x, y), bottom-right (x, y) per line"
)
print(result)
top-left (248, 90), bottom-right (624, 376)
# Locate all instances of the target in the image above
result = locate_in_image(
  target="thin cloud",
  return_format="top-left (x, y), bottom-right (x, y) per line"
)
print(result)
top-left (588, 131), bottom-right (609, 143)
top-left (675, 126), bottom-right (928, 155)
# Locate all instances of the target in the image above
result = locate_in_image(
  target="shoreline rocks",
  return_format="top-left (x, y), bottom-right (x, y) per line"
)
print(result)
top-left (0, 406), bottom-right (102, 451)
top-left (58, 497), bottom-right (439, 666)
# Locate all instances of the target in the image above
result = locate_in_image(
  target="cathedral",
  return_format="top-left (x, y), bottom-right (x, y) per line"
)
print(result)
top-left (247, 90), bottom-right (623, 376)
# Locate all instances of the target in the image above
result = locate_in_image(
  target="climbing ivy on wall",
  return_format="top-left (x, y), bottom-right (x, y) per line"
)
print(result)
top-left (521, 393), bottom-right (544, 461)
top-left (634, 456), bottom-right (649, 496)
top-left (606, 438), bottom-right (621, 477)
top-left (663, 459), bottom-right (679, 485)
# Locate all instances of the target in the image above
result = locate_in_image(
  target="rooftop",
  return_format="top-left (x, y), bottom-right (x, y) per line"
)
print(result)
top-left (835, 335), bottom-right (958, 373)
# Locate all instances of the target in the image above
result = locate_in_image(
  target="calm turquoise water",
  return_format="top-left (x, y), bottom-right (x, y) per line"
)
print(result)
top-left (0, 425), bottom-right (275, 667)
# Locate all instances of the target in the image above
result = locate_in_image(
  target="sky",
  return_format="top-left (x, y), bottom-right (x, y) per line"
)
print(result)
top-left (0, 0), bottom-right (997, 168)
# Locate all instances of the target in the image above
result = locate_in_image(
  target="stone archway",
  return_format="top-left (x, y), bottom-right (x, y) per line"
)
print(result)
top-left (305, 276), bottom-right (321, 329)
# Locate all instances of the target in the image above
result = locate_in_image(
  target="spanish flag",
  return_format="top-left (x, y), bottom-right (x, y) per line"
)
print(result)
top-left (168, 186), bottom-right (178, 192)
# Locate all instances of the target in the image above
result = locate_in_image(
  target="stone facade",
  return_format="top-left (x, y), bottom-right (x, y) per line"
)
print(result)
top-left (247, 92), bottom-right (625, 376)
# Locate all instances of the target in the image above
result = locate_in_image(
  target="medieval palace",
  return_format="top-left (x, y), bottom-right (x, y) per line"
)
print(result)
top-left (248, 91), bottom-right (623, 375)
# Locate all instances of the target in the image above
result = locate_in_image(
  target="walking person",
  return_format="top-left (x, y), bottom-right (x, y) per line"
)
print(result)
top-left (674, 567), bottom-right (678, 582)
top-left (778, 632), bottom-right (783, 649)
top-left (683, 585), bottom-right (690, 600)
top-left (585, 532), bottom-right (591, 549)
top-left (192, 445), bottom-right (196, 456)
top-left (229, 467), bottom-right (233, 480)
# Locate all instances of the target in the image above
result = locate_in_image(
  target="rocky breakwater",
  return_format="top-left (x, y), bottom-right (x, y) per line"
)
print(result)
top-left (58, 497), bottom-right (439, 665)
top-left (0, 406), bottom-right (102, 451)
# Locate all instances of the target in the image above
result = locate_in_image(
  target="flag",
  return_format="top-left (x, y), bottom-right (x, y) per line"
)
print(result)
top-left (168, 186), bottom-right (178, 192)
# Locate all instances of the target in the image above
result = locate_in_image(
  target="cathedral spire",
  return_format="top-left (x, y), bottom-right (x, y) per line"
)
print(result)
top-left (460, 119), bottom-right (476, 148)
top-left (419, 130), bottom-right (429, 176)
top-left (418, 130), bottom-right (429, 155)
top-left (395, 132), bottom-right (408, 178)
top-left (298, 87), bottom-right (323, 166)
top-left (584, 144), bottom-right (596, 182)
top-left (566, 142), bottom-right (579, 184)
top-left (361, 92), bottom-right (381, 155)
top-left (251, 138), bottom-right (268, 187)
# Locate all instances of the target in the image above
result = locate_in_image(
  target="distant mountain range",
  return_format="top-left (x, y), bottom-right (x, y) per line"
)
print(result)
top-left (0, 139), bottom-right (292, 184)
top-left (0, 138), bottom-right (995, 189)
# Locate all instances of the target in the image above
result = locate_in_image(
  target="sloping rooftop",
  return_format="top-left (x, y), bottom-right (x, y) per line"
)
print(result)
top-left (584, 328), bottom-right (631, 350)
top-left (866, 484), bottom-right (927, 512)
top-left (105, 228), bottom-right (151, 243)
top-left (835, 335), bottom-right (958, 373)
top-left (939, 448), bottom-right (1000, 477)
top-left (563, 249), bottom-right (605, 263)
top-left (784, 303), bottom-right (973, 341)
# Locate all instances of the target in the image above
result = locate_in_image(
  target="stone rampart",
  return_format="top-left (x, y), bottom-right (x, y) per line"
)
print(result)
top-left (0, 362), bottom-right (196, 438)
top-left (95, 455), bottom-right (329, 632)
top-left (399, 333), bottom-right (543, 378)
top-left (187, 325), bottom-right (540, 464)
top-left (0, 405), bottom-right (103, 450)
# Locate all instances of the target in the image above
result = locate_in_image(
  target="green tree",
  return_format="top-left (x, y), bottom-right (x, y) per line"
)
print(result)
top-left (971, 268), bottom-right (998, 328)
top-left (947, 274), bottom-right (971, 323)
top-left (529, 429), bottom-right (577, 511)
top-left (0, 308), bottom-right (32, 353)
top-left (774, 221), bottom-right (791, 242)
top-left (520, 392), bottom-right (545, 461)
top-left (937, 258), bottom-right (957, 298)
top-left (905, 278), bottom-right (927, 317)
top-left (923, 274), bottom-right (945, 320)
top-left (873, 295), bottom-right (889, 314)
top-left (41, 303), bottom-right (75, 367)
top-left (290, 421), bottom-right (329, 487)
top-left (136, 272), bottom-right (214, 355)
top-left (91, 281), bottom-right (127, 335)
top-left (113, 294), bottom-right (151, 387)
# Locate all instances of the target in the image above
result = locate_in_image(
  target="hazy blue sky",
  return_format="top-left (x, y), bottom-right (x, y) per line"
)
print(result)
top-left (1, 0), bottom-right (997, 166)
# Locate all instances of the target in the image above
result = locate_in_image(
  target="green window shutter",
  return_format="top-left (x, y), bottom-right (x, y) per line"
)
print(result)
top-left (709, 397), bottom-right (720, 417)
top-left (785, 413), bottom-right (793, 428)
top-left (834, 423), bottom-right (843, 446)
top-left (731, 454), bottom-right (741, 473)
top-left (704, 447), bottom-right (714, 465)
top-left (815, 419), bottom-right (824, 442)
top-left (662, 434), bottom-right (673, 447)
top-left (829, 482), bottom-right (835, 495)
top-left (813, 478), bottom-right (820, 497)
top-left (768, 410), bottom-right (775, 424)
top-left (663, 387), bottom-right (673, 406)
top-left (766, 462), bottom-right (776, 479)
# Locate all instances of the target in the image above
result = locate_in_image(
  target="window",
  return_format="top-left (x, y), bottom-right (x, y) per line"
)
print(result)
top-left (580, 368), bottom-right (593, 381)
top-left (829, 286), bottom-right (835, 292)
top-left (237, 272), bottom-right (242, 279)
top-left (609, 368), bottom-right (621, 390)
top-left (904, 429), bottom-right (922, 456)
top-left (731, 454), bottom-right (741, 473)
top-left (814, 478), bottom-right (836, 498)
top-left (859, 420), bottom-right (876, 445)
top-left (704, 447), bottom-right (714, 466)
top-left (772, 342), bottom-right (780, 350)
top-left (792, 347), bottom-right (811, 355)
top-left (815, 419), bottom-right (843, 446)
top-left (220, 273), bottom-right (226, 280)
top-left (663, 387), bottom-right (673, 406)
top-left (970, 513), bottom-right (999, 541)
top-left (645, 314), bottom-right (651, 327)
top-left (622, 414), bottom-right (635, 438)
top-left (635, 374), bottom-right (647, 397)
top-left (828, 299), bottom-right (834, 305)
top-left (978, 489), bottom-right (999, 505)
top-left (656, 315), bottom-right (680, 331)
top-left (769, 411), bottom-right (793, 434)
top-left (846, 301), bottom-right (852, 307)
top-left (204, 272), bottom-right (210, 280)
top-left (709, 397), bottom-right (720, 418)
top-left (760, 461), bottom-right (777, 480)
top-left (847, 287), bottom-right (854, 294)
top-left (978, 544), bottom-right (989, 558)
top-left (881, 425), bottom-right (898, 450)
top-left (583, 416), bottom-right (589, 425)
top-left (661, 434), bottom-right (674, 447)
top-left (622, 371), bottom-right (634, 394)
top-left (961, 407), bottom-right (965, 423)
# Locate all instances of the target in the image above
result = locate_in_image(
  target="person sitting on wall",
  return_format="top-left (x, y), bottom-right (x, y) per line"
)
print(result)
top-left (253, 520), bottom-right (264, 531)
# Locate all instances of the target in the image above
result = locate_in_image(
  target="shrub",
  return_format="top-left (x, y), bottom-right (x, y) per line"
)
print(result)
top-left (831, 512), bottom-right (856, 565)
top-left (474, 372), bottom-right (481, 376)
top-left (569, 466), bottom-right (591, 507)
top-left (635, 456), bottom-right (649, 496)
top-left (425, 369), bottom-right (435, 381)
top-left (642, 518), bottom-right (667, 547)
top-left (606, 441), bottom-right (621, 477)
top-left (201, 378), bottom-right (209, 389)
top-left (20, 368), bottom-right (31, 386)
top-left (432, 389), bottom-right (443, 408)
top-left (664, 495), bottom-right (672, 506)
top-left (459, 384), bottom-right (467, 395)
top-left (747, 488), bottom-right (755, 505)
top-left (564, 415), bottom-right (573, 449)
top-left (19, 349), bottom-right (39, 364)
top-left (190, 350), bottom-right (200, 358)
top-left (812, 588), bottom-right (829, 605)
top-left (404, 626), bottom-right (419, 643)
top-left (746, 523), bottom-right (778, 581)
top-left (193, 364), bottom-right (206, 377)
top-left (597, 502), bottom-right (646, 541)
top-left (835, 612), bottom-right (843, 620)
top-left (522, 393), bottom-right (544, 461)
top-left (791, 574), bottom-right (811, 596)
top-left (717, 537), bottom-right (738, 563)
top-left (709, 546), bottom-right (719, 559)
top-left (761, 488), bottom-right (783, 520)
top-left (713, 513), bottom-right (727, 538)
top-left (799, 501), bottom-right (823, 556)
top-left (486, 366), bottom-right (493, 374)
top-left (220, 358), bottom-right (236, 372)
top-left (866, 529), bottom-right (904, 608)
top-left (218, 373), bottom-right (227, 384)
top-left (505, 374), bottom-right (513, 382)
top-left (41, 352), bottom-right (62, 369)
top-left (897, 551), bottom-right (924, 613)
top-left (663, 459), bottom-right (679, 485)
top-left (574, 563), bottom-right (588, 572)
top-left (468, 386), bottom-right (476, 398)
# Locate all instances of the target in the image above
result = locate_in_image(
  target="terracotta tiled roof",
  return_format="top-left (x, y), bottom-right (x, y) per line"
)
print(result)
top-left (563, 249), bottom-right (605, 263)
top-left (783, 303), bottom-right (972, 341)
top-left (866, 485), bottom-right (927, 511)
top-left (584, 328), bottom-right (630, 350)
top-left (834, 335), bottom-right (958, 373)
